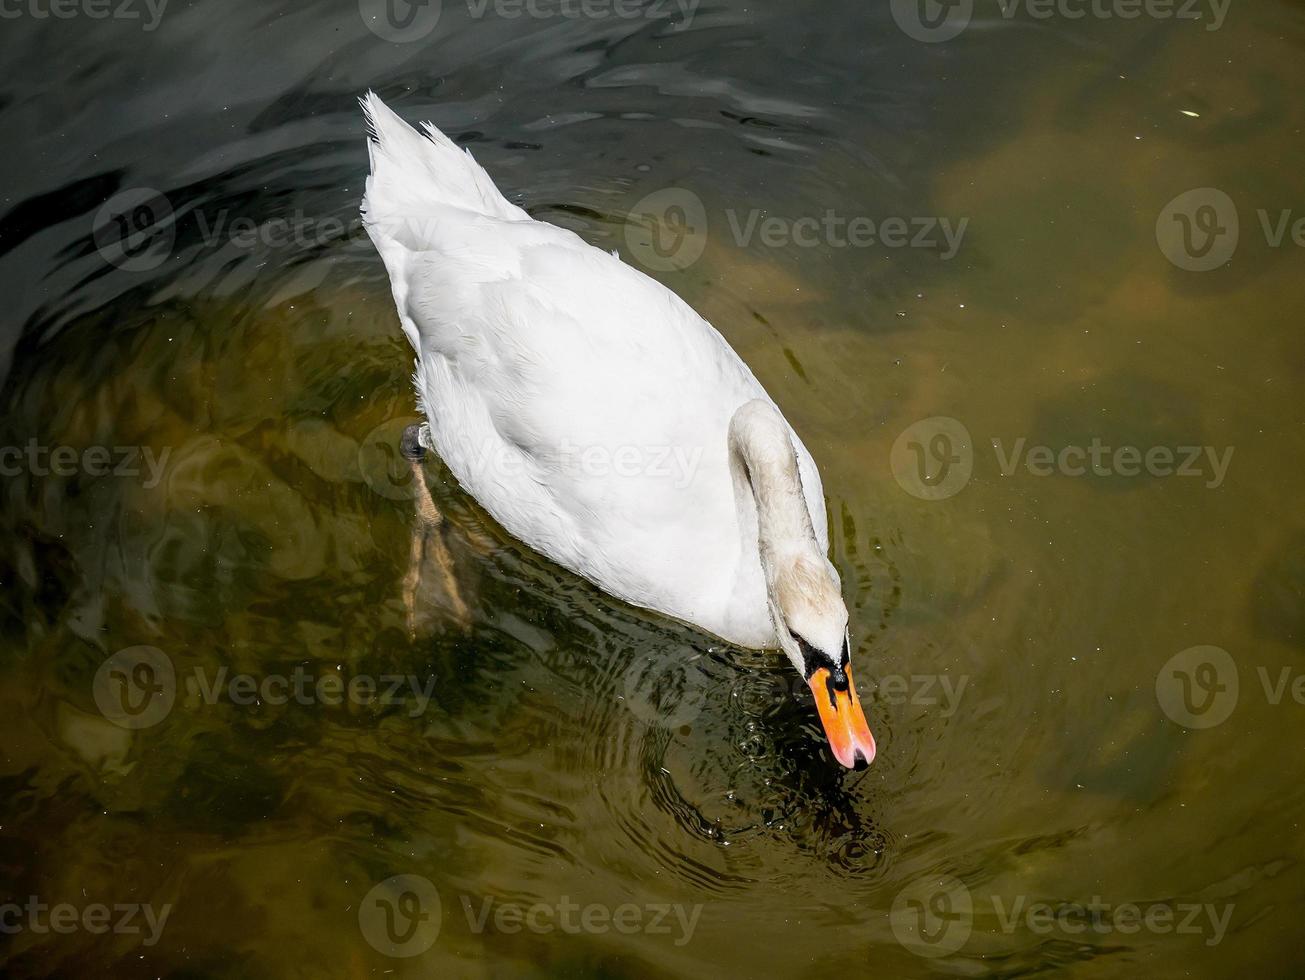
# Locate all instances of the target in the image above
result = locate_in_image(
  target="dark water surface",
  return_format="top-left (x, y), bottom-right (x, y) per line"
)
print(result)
top-left (2, 0), bottom-right (1304, 976)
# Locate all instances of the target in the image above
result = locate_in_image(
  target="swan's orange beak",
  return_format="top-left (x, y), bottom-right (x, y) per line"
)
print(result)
top-left (809, 665), bottom-right (876, 769)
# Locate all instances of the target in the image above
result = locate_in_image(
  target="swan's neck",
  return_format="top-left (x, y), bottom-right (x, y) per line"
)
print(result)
top-left (728, 401), bottom-right (821, 579)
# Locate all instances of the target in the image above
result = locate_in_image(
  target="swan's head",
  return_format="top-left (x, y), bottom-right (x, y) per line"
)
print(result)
top-left (770, 553), bottom-right (876, 770)
top-left (729, 398), bottom-right (877, 769)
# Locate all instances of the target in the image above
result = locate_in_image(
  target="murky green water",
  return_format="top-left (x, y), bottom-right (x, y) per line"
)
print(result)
top-left (2, 1), bottom-right (1304, 977)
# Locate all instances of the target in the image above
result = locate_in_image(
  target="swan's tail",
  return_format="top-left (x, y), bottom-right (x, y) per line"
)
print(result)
top-left (359, 91), bottom-right (523, 228)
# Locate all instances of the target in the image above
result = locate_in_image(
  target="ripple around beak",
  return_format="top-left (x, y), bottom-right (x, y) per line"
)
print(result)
top-left (808, 666), bottom-right (877, 770)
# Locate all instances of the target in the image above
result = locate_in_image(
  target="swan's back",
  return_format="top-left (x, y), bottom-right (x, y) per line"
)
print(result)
top-left (358, 94), bottom-right (828, 646)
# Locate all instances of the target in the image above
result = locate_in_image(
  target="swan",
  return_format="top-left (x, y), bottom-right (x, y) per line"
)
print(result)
top-left (360, 93), bottom-right (876, 769)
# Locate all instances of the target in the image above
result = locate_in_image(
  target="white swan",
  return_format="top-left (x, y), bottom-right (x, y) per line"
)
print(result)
top-left (361, 93), bottom-right (875, 768)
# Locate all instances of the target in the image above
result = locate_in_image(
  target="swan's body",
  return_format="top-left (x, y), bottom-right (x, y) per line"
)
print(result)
top-left (361, 93), bottom-right (875, 768)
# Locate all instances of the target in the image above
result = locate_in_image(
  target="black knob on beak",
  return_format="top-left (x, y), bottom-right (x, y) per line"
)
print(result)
top-left (830, 663), bottom-right (850, 692)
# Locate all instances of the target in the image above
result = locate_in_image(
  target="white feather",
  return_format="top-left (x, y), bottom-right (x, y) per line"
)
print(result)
top-left (360, 92), bottom-right (834, 651)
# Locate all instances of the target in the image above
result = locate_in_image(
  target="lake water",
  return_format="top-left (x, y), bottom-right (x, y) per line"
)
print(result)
top-left (1, 0), bottom-right (1303, 976)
